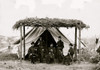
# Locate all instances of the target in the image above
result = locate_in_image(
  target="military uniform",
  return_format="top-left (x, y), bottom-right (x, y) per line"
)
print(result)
top-left (56, 40), bottom-right (64, 63)
top-left (28, 45), bottom-right (38, 63)
top-left (63, 53), bottom-right (72, 65)
top-left (47, 46), bottom-right (55, 63)
top-left (57, 40), bottom-right (64, 51)
top-left (64, 44), bottom-right (74, 64)
top-left (38, 40), bottom-right (46, 62)
top-left (97, 46), bottom-right (100, 55)
top-left (68, 47), bottom-right (74, 59)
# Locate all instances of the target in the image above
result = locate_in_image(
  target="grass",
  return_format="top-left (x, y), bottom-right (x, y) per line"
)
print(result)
top-left (0, 53), bottom-right (18, 61)
top-left (0, 52), bottom-right (97, 70)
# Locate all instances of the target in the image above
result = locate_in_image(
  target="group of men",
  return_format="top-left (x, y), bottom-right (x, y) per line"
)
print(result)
top-left (28, 36), bottom-right (74, 64)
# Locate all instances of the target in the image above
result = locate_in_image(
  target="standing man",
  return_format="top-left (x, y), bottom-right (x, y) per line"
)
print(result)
top-left (56, 36), bottom-right (64, 63)
top-left (57, 36), bottom-right (64, 53)
top-left (38, 37), bottom-right (45, 62)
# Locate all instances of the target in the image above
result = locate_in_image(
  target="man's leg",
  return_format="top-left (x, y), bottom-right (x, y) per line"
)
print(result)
top-left (30, 55), bottom-right (33, 63)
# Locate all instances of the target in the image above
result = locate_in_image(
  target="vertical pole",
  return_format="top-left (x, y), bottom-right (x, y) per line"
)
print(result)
top-left (78, 28), bottom-right (81, 63)
top-left (20, 23), bottom-right (22, 62)
top-left (79, 28), bottom-right (81, 56)
top-left (74, 27), bottom-right (77, 60)
top-left (23, 25), bottom-right (25, 59)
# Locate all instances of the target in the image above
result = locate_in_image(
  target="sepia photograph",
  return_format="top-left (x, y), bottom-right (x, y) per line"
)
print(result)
top-left (0, 0), bottom-right (100, 70)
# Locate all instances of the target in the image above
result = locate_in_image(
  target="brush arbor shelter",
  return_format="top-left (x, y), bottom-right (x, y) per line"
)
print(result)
top-left (13, 17), bottom-right (89, 62)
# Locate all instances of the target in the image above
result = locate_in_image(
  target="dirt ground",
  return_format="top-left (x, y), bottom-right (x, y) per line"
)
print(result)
top-left (0, 60), bottom-right (96, 70)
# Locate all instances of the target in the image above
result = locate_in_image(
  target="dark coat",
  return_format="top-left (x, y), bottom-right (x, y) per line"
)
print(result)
top-left (68, 47), bottom-right (74, 56)
top-left (28, 46), bottom-right (38, 57)
top-left (48, 47), bottom-right (55, 54)
top-left (28, 46), bottom-right (35, 55)
top-left (57, 40), bottom-right (64, 49)
top-left (97, 46), bottom-right (100, 54)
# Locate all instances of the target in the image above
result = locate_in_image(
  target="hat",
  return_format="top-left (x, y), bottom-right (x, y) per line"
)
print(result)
top-left (58, 36), bottom-right (61, 38)
top-left (31, 42), bottom-right (34, 45)
top-left (69, 43), bottom-right (73, 46)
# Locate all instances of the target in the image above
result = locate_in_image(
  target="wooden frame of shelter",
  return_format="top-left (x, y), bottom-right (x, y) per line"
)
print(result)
top-left (13, 17), bottom-right (89, 62)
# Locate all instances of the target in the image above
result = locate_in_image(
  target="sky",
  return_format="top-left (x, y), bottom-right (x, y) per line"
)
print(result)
top-left (0, 0), bottom-right (100, 39)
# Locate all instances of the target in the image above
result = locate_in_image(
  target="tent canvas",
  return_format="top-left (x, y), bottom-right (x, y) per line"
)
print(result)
top-left (13, 27), bottom-right (72, 58)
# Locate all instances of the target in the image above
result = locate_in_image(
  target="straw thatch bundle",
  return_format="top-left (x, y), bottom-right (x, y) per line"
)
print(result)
top-left (13, 17), bottom-right (88, 29)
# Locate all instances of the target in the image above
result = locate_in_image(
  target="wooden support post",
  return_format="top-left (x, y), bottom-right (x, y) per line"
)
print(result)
top-left (23, 25), bottom-right (25, 60)
top-left (78, 28), bottom-right (81, 63)
top-left (74, 27), bottom-right (77, 60)
top-left (79, 28), bottom-right (81, 57)
top-left (20, 23), bottom-right (22, 62)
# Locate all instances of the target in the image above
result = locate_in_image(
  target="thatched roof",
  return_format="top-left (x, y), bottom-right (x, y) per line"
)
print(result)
top-left (13, 17), bottom-right (88, 29)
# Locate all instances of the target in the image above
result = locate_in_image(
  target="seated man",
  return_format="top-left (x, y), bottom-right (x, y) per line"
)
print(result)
top-left (63, 52), bottom-right (72, 65)
top-left (68, 43), bottom-right (74, 59)
top-left (97, 46), bottom-right (100, 55)
top-left (47, 44), bottom-right (55, 63)
top-left (63, 43), bottom-right (74, 65)
top-left (28, 42), bottom-right (38, 63)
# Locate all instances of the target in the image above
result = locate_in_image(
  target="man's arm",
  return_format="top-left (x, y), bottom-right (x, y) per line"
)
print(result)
top-left (62, 41), bottom-right (64, 48)
top-left (28, 48), bottom-right (31, 54)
